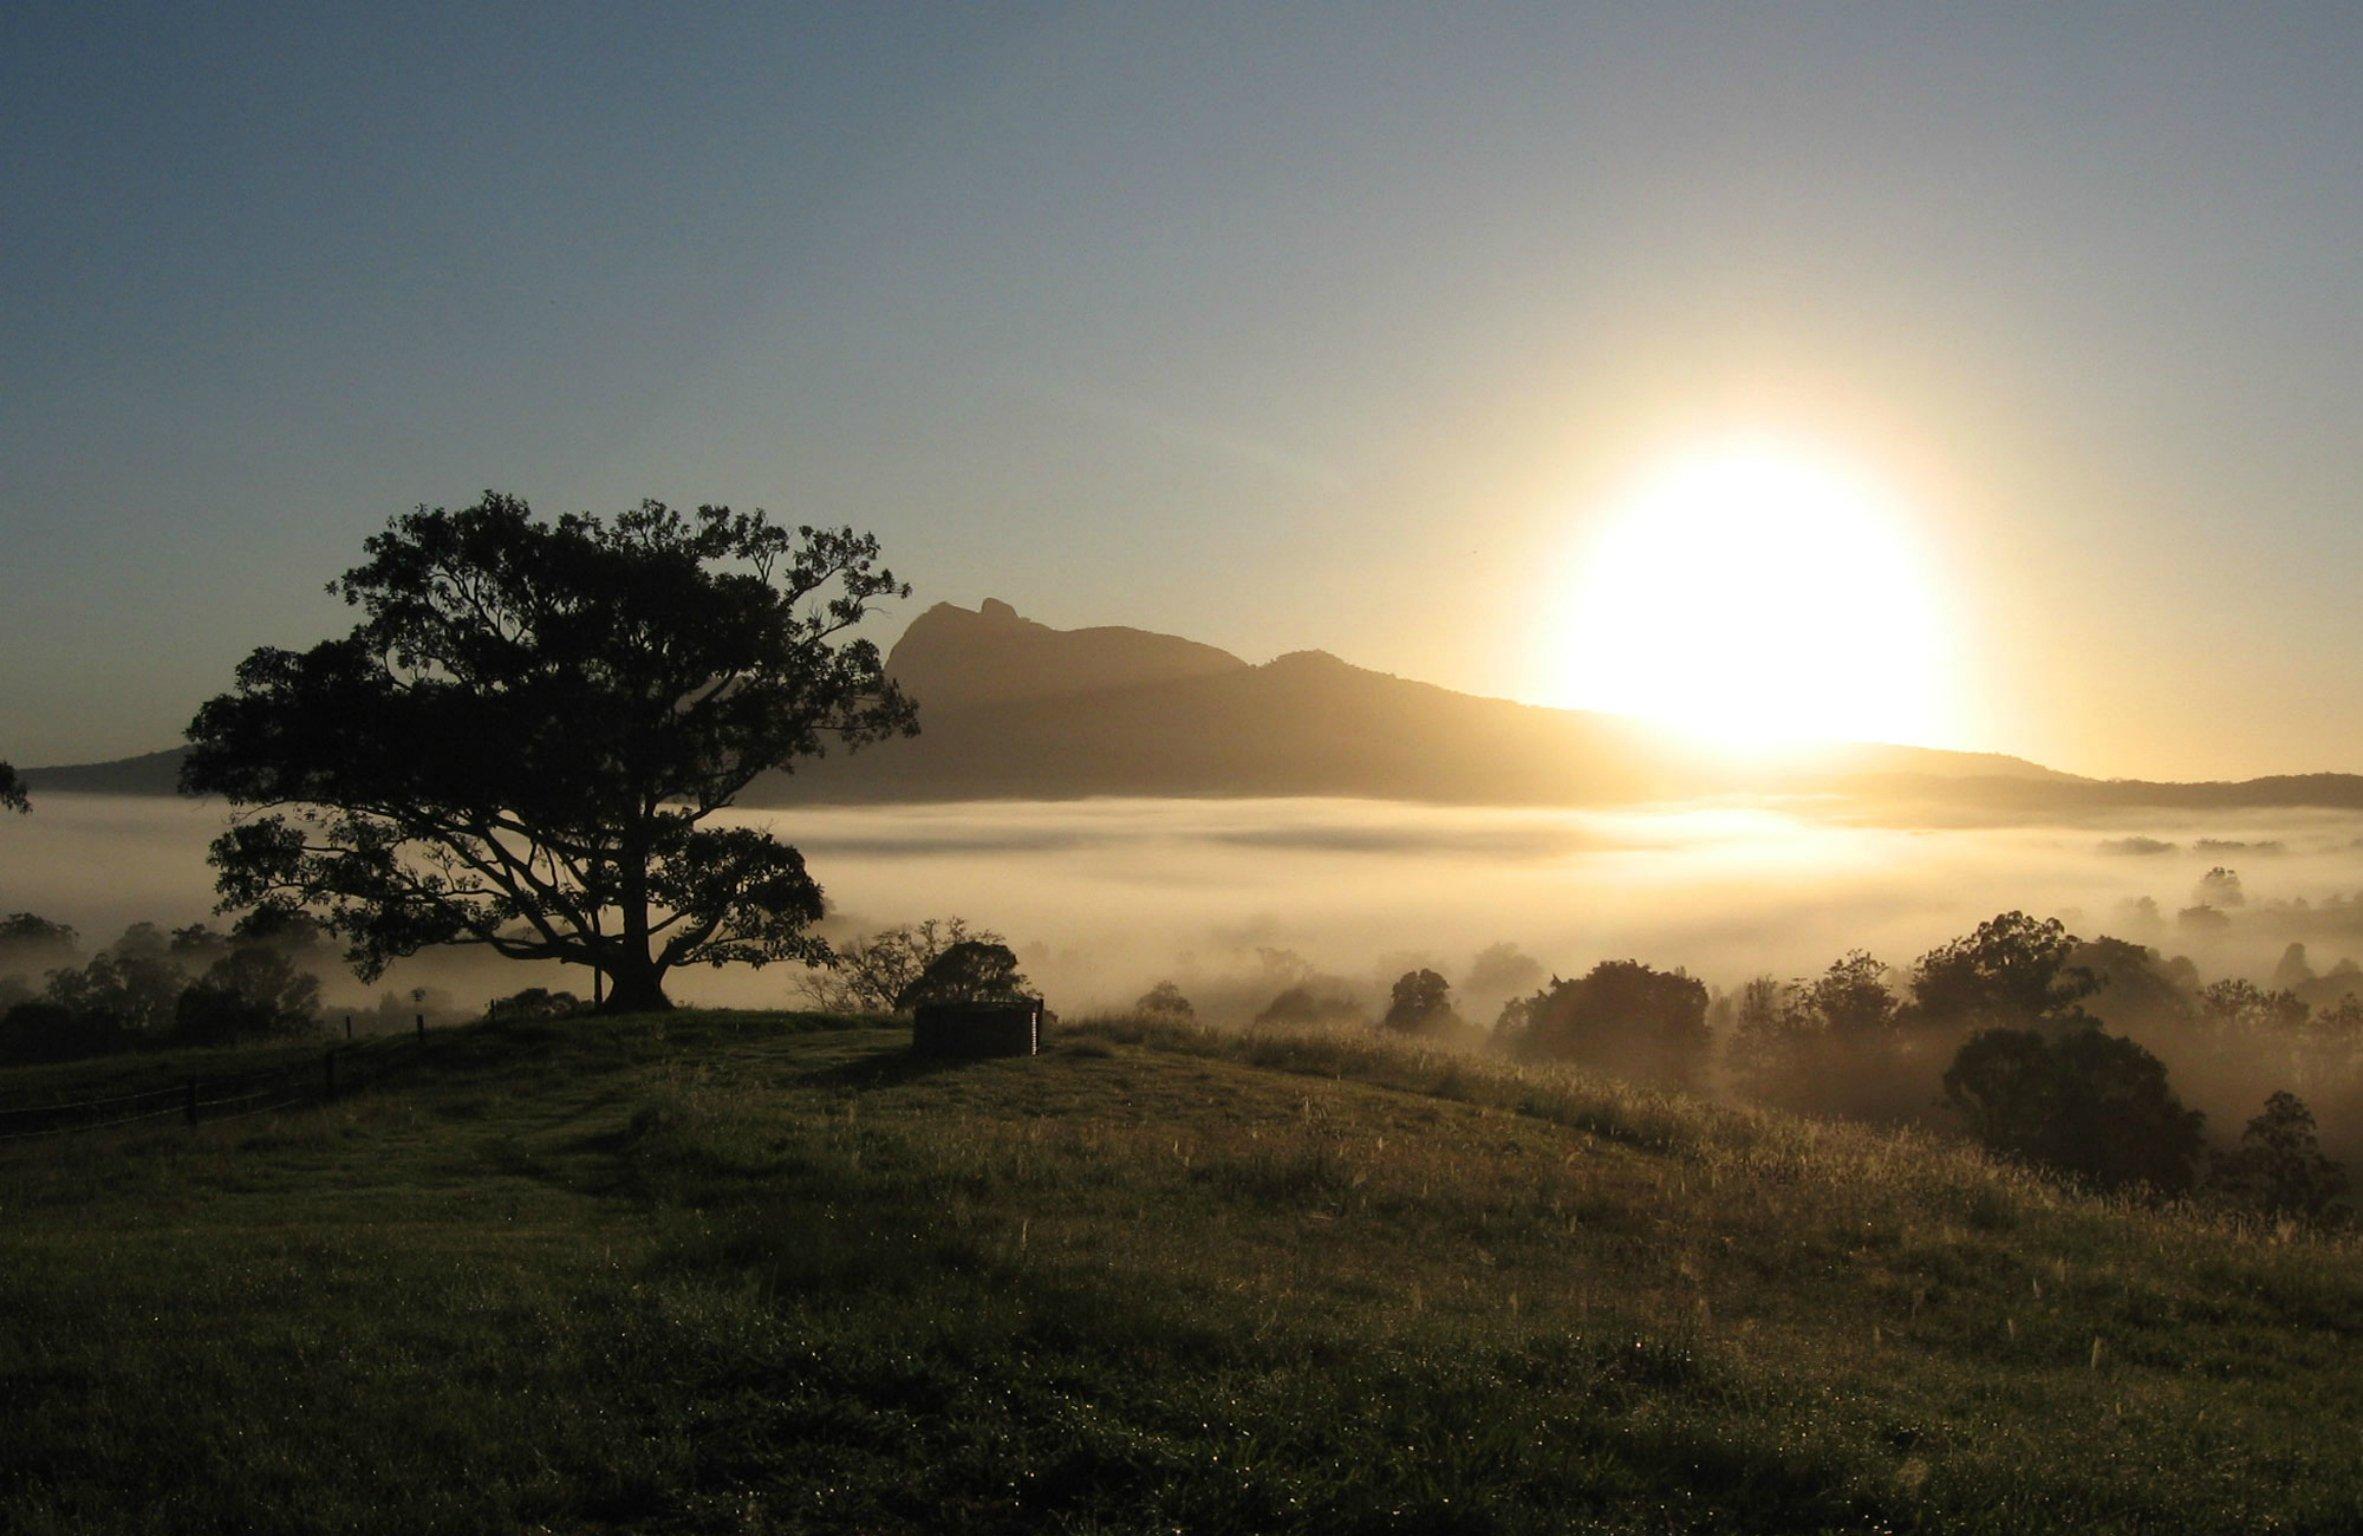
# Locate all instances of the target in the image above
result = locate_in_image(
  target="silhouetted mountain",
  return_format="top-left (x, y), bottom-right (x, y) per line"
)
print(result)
top-left (889, 597), bottom-right (1248, 706)
top-left (741, 601), bottom-right (2071, 807)
top-left (25, 601), bottom-right (2363, 813)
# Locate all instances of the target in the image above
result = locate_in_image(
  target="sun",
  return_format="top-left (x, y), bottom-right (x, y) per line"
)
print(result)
top-left (1550, 440), bottom-right (1955, 753)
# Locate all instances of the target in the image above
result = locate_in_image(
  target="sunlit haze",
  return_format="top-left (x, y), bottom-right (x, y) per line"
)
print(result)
top-left (1551, 440), bottom-right (1953, 752)
top-left (0, 7), bottom-right (2357, 779)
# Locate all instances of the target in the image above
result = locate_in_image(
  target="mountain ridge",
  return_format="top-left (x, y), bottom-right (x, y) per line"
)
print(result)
top-left (23, 600), bottom-right (2363, 811)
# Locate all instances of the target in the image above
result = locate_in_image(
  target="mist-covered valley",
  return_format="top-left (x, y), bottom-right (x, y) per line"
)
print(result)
top-left (13, 788), bottom-right (2359, 1021)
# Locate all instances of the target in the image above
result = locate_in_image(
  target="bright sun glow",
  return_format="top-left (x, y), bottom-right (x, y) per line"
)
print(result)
top-left (1554, 440), bottom-right (1954, 753)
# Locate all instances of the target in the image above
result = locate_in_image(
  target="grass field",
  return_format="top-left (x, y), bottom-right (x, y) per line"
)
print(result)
top-left (0, 1010), bottom-right (2355, 1534)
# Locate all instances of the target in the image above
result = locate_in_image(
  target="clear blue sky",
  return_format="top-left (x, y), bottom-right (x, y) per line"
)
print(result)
top-left (3, 3), bottom-right (2357, 777)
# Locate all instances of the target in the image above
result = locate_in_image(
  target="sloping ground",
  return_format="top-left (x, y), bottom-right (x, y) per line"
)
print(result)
top-left (0, 1013), bottom-right (2355, 1534)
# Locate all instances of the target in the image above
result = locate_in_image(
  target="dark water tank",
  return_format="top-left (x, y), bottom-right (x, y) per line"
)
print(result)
top-left (910, 998), bottom-right (1044, 1058)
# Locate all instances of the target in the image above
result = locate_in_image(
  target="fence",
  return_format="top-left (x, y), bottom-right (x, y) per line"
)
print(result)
top-left (0, 1016), bottom-right (436, 1144)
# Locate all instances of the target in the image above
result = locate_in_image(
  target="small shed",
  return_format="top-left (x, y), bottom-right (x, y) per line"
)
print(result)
top-left (910, 998), bottom-right (1046, 1059)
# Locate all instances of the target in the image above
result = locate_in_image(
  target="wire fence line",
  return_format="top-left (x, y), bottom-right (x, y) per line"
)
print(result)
top-left (0, 1018), bottom-right (439, 1143)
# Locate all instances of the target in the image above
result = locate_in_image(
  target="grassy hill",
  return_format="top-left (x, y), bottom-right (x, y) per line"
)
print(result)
top-left (0, 1012), bottom-right (2355, 1534)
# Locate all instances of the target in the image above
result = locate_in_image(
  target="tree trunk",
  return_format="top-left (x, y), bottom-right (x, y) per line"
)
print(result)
top-left (603, 843), bottom-right (669, 1013)
top-left (601, 951), bottom-right (671, 1014)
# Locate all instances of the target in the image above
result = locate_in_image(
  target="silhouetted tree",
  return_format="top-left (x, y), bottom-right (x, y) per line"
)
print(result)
top-left (173, 948), bottom-right (322, 1047)
top-left (1909, 912), bottom-right (2098, 1032)
top-left (0, 762), bottom-right (26, 814)
top-left (2210, 1091), bottom-right (2348, 1224)
top-left (1942, 1027), bottom-right (2205, 1194)
top-left (1506, 960), bottom-right (1711, 1088)
top-left (895, 941), bottom-right (1030, 1010)
top-left (799, 917), bottom-right (1003, 1013)
top-left (1135, 981), bottom-right (1195, 1022)
top-left (183, 495), bottom-right (916, 1013)
top-left (1380, 968), bottom-right (1460, 1035)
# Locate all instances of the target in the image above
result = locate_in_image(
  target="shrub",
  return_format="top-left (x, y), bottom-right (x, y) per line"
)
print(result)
top-left (1380, 968), bottom-right (1461, 1035)
top-left (1135, 981), bottom-right (1195, 1022)
top-left (895, 941), bottom-right (1030, 1010)
top-left (173, 948), bottom-right (322, 1047)
top-left (1942, 1026), bottom-right (2205, 1194)
top-left (1254, 984), bottom-right (1362, 1030)
top-left (1503, 960), bottom-right (1711, 1089)
top-left (488, 987), bottom-right (583, 1022)
top-left (800, 917), bottom-right (1005, 1013)
top-left (2211, 1091), bottom-right (2349, 1224)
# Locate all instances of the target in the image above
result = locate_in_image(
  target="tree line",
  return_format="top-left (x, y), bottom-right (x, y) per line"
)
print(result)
top-left (1125, 909), bottom-right (2354, 1225)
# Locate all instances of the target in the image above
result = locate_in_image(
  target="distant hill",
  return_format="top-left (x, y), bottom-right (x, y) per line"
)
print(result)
top-left (19, 747), bottom-right (186, 798)
top-left (24, 600), bottom-right (2363, 812)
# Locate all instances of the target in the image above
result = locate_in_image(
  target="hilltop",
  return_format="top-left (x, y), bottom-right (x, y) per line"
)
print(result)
top-left (0, 1010), bottom-right (2353, 1533)
top-left (23, 600), bottom-right (2363, 811)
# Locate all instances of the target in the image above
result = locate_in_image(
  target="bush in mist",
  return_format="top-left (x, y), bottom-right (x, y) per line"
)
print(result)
top-left (895, 941), bottom-right (1031, 1009)
top-left (2178, 904), bottom-right (2232, 933)
top-left (0, 915), bottom-right (336, 1063)
top-left (1502, 960), bottom-right (1711, 1089)
top-left (1942, 1026), bottom-right (2205, 1194)
top-left (0, 1001), bottom-right (128, 1065)
top-left (2068, 937), bottom-right (2198, 1032)
top-left (1379, 968), bottom-right (1462, 1037)
top-left (1460, 942), bottom-right (1544, 1004)
top-left (173, 948), bottom-right (322, 1047)
top-left (2210, 1091), bottom-right (2349, 1224)
top-left (2272, 942), bottom-right (2317, 990)
top-left (1727, 953), bottom-right (1931, 1120)
top-left (2198, 978), bottom-right (2310, 1034)
top-left (1134, 981), bottom-right (1194, 1022)
top-left (488, 987), bottom-right (583, 1022)
top-left (2195, 866), bottom-right (2245, 908)
top-left (0, 912), bottom-right (80, 978)
top-left (1254, 983), bottom-right (1363, 1031)
top-left (801, 917), bottom-right (1004, 1014)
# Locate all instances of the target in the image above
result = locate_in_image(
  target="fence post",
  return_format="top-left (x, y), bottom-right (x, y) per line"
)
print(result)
top-left (184, 1078), bottom-right (198, 1127)
top-left (323, 1049), bottom-right (337, 1102)
top-left (416, 1013), bottom-right (426, 1045)
top-left (344, 1014), bottom-right (354, 1042)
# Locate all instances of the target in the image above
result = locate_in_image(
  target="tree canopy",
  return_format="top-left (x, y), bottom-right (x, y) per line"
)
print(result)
top-left (1504, 959), bottom-right (1711, 1087)
top-left (1380, 968), bottom-right (1460, 1035)
top-left (183, 494), bottom-right (916, 1012)
top-left (894, 941), bottom-right (1031, 1010)
top-left (1943, 1026), bottom-right (2205, 1194)
top-left (1909, 912), bottom-right (2097, 1032)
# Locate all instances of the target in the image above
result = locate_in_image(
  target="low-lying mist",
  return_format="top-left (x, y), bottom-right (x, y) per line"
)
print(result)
top-left (10, 791), bottom-right (2360, 1019)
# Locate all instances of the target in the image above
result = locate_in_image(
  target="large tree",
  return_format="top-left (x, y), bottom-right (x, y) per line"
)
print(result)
top-left (183, 494), bottom-right (917, 1012)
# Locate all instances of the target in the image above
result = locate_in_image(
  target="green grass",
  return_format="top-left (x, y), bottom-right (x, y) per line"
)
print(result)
top-left (0, 1010), bottom-right (2354, 1534)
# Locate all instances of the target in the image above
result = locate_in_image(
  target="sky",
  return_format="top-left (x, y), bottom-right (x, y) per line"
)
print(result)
top-left (3, 2), bottom-right (2357, 780)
